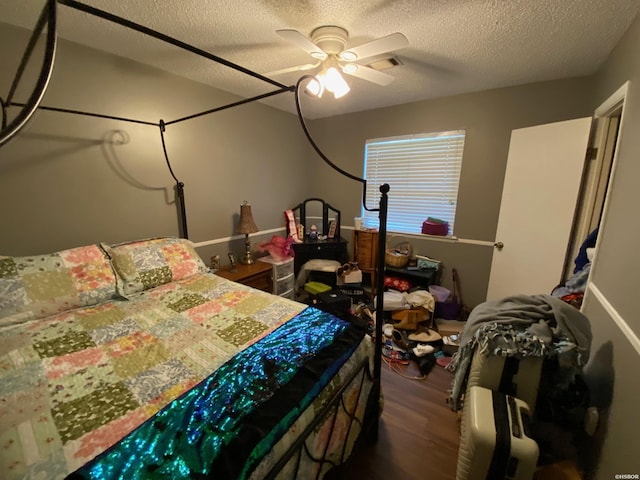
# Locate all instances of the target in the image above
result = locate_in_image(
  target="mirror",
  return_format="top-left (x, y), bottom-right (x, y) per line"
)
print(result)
top-left (304, 200), bottom-right (324, 232)
top-left (292, 198), bottom-right (341, 239)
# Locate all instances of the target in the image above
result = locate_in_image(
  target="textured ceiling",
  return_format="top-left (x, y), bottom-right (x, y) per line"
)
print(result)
top-left (1, 0), bottom-right (639, 119)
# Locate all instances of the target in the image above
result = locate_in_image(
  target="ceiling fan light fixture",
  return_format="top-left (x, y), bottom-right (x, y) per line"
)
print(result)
top-left (342, 63), bottom-right (358, 74)
top-left (340, 51), bottom-right (357, 62)
top-left (324, 66), bottom-right (350, 98)
top-left (306, 76), bottom-right (325, 97)
top-left (273, 26), bottom-right (407, 91)
top-left (306, 56), bottom-right (350, 99)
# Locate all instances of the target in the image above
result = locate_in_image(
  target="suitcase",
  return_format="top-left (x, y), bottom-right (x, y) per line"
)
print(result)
top-left (456, 386), bottom-right (539, 480)
top-left (468, 349), bottom-right (543, 412)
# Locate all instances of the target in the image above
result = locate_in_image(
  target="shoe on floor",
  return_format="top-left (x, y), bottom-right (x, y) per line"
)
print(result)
top-left (383, 323), bottom-right (394, 338)
top-left (408, 328), bottom-right (441, 343)
top-left (417, 354), bottom-right (436, 374)
top-left (384, 338), bottom-right (406, 353)
top-left (412, 343), bottom-right (435, 357)
top-left (391, 308), bottom-right (428, 330)
top-left (391, 329), bottom-right (410, 351)
top-left (382, 346), bottom-right (410, 363)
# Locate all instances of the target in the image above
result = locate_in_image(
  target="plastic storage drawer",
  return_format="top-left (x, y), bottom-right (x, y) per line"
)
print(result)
top-left (272, 258), bottom-right (294, 280)
top-left (274, 273), bottom-right (295, 295)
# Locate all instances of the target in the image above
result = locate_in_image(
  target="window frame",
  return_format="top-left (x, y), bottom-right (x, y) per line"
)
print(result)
top-left (361, 130), bottom-right (466, 236)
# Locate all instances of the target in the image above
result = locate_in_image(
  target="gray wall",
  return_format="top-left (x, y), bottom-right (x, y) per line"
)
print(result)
top-left (309, 78), bottom-right (594, 307)
top-left (0, 22), bottom-right (311, 262)
top-left (1, 21), bottom-right (600, 307)
top-left (581, 12), bottom-right (640, 478)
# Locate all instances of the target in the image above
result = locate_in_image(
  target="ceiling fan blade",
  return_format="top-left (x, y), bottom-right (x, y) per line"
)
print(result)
top-left (276, 29), bottom-right (327, 59)
top-left (340, 32), bottom-right (408, 62)
top-left (342, 64), bottom-right (395, 86)
top-left (265, 62), bottom-right (320, 76)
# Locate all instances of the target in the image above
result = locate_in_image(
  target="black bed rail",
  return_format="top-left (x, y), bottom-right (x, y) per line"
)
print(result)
top-left (58, 0), bottom-right (288, 91)
top-left (0, 0), bottom-right (57, 147)
top-left (262, 354), bottom-right (375, 480)
top-left (1, 0), bottom-right (294, 241)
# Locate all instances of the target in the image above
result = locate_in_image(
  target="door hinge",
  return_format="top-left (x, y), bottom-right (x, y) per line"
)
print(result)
top-left (586, 147), bottom-right (598, 161)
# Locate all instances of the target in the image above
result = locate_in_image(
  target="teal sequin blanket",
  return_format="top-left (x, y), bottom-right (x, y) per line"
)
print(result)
top-left (70, 307), bottom-right (363, 479)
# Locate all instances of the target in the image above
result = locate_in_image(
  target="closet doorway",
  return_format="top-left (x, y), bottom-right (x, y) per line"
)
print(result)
top-left (563, 93), bottom-right (624, 281)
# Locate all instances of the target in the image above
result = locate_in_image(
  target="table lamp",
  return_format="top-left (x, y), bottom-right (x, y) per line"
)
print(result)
top-left (238, 200), bottom-right (259, 264)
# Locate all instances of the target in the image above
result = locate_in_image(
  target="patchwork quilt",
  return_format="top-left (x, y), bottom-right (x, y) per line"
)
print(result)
top-left (0, 273), bottom-right (311, 479)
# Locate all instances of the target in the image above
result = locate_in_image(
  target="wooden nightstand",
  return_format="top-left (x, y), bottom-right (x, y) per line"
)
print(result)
top-left (215, 261), bottom-right (272, 292)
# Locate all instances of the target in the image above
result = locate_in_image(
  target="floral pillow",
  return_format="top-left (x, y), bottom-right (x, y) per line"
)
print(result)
top-left (0, 244), bottom-right (119, 326)
top-left (106, 237), bottom-right (208, 297)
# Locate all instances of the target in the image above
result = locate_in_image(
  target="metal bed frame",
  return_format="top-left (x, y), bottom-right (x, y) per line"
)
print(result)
top-left (264, 356), bottom-right (375, 480)
top-left (0, 1), bottom-right (389, 477)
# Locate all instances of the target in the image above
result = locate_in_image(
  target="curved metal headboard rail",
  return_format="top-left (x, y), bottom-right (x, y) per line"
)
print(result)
top-left (293, 77), bottom-right (389, 434)
top-left (0, 0), bottom-right (57, 147)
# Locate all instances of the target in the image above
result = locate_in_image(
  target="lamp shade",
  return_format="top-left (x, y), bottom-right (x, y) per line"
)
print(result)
top-left (239, 201), bottom-right (259, 234)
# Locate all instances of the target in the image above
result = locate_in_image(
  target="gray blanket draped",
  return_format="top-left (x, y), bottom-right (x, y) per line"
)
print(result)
top-left (447, 294), bottom-right (591, 410)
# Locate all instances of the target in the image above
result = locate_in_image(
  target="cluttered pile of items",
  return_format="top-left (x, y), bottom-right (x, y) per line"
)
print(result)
top-left (298, 260), bottom-right (369, 316)
top-left (374, 278), bottom-right (467, 377)
top-left (291, 232), bottom-right (469, 379)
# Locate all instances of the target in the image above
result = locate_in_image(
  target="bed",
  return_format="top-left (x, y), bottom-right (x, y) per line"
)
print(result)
top-left (0, 237), bottom-right (376, 479)
top-left (1, 3), bottom-right (391, 477)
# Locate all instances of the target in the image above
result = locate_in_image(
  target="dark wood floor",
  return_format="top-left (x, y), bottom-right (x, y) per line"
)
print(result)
top-left (328, 359), bottom-right (461, 479)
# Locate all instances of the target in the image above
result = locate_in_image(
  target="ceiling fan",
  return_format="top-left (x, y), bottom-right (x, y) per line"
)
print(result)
top-left (267, 26), bottom-right (409, 98)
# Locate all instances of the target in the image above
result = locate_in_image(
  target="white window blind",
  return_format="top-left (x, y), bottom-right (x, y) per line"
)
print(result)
top-left (362, 130), bottom-right (465, 235)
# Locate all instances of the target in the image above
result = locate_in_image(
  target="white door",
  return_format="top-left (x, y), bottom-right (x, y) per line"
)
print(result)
top-left (486, 117), bottom-right (592, 301)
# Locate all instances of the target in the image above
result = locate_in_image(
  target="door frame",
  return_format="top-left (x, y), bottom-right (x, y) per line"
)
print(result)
top-left (564, 82), bottom-right (629, 281)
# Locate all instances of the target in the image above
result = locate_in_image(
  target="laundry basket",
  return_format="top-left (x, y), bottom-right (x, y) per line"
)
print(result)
top-left (429, 285), bottom-right (451, 302)
top-left (385, 236), bottom-right (413, 268)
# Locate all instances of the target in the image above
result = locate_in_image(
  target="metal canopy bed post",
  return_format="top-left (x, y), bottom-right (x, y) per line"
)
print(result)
top-left (0, 0), bottom-right (389, 471)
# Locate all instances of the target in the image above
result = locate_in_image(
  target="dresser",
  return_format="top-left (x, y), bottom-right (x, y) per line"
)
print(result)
top-left (288, 198), bottom-right (349, 277)
top-left (352, 229), bottom-right (379, 295)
